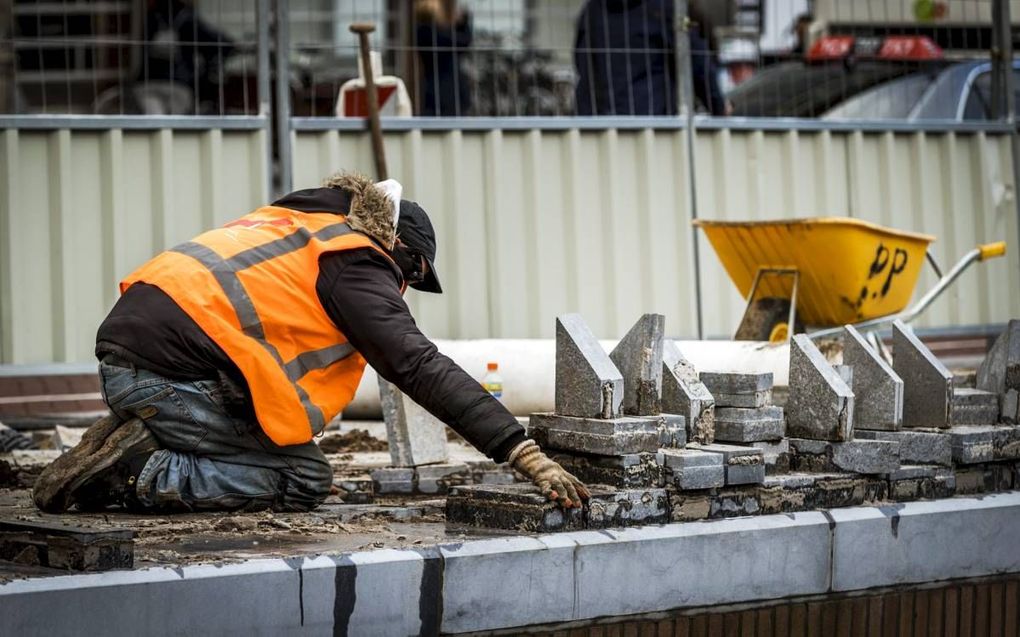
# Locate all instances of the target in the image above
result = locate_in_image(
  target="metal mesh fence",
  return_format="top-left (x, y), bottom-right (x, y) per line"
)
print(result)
top-left (0, 0), bottom-right (261, 115)
top-left (0, 0), bottom-right (1014, 121)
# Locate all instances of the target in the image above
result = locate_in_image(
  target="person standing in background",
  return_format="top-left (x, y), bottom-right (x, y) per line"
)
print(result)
top-left (414, 0), bottom-right (473, 116)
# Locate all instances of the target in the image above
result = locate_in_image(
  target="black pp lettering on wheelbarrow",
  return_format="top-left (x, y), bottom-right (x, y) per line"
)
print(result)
top-left (861, 243), bottom-right (909, 304)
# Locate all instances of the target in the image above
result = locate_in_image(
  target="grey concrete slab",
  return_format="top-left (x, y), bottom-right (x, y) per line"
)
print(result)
top-left (713, 406), bottom-right (786, 442)
top-left (370, 467), bottom-right (415, 494)
top-left (556, 314), bottom-right (624, 419)
top-left (786, 334), bottom-right (854, 441)
top-left (855, 429), bottom-right (952, 466)
top-left (1004, 388), bottom-right (1020, 424)
top-left (744, 438), bottom-right (791, 474)
top-left (655, 413), bottom-right (687, 448)
top-left (947, 425), bottom-right (1020, 464)
top-left (699, 443), bottom-right (766, 485)
top-left (951, 388), bottom-right (1000, 426)
top-left (661, 340), bottom-right (716, 444)
top-left (378, 379), bottom-right (449, 467)
top-left (976, 319), bottom-right (1020, 395)
top-left (528, 413), bottom-right (661, 456)
top-left (657, 448), bottom-right (725, 490)
top-left (843, 325), bottom-right (903, 431)
top-left (609, 314), bottom-right (665, 416)
top-left (571, 513), bottom-right (832, 619)
top-left (830, 493), bottom-right (1020, 592)
top-left (550, 451), bottom-right (662, 489)
top-left (893, 321), bottom-right (953, 429)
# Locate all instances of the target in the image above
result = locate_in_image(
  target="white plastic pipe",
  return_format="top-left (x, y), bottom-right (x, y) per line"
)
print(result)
top-left (343, 339), bottom-right (790, 419)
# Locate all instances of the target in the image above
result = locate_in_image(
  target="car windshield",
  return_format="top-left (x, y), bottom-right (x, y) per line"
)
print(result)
top-left (730, 61), bottom-right (931, 118)
top-left (823, 71), bottom-right (940, 120)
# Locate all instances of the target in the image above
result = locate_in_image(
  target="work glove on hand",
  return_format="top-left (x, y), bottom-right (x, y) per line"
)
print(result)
top-left (508, 439), bottom-right (590, 509)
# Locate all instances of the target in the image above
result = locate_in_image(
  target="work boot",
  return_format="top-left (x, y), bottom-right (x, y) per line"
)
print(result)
top-left (33, 416), bottom-right (160, 513)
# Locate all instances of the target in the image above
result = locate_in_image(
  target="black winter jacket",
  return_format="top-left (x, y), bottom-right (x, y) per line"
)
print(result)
top-left (96, 188), bottom-right (526, 461)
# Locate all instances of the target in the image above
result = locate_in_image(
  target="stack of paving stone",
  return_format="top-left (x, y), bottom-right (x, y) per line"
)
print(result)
top-left (699, 371), bottom-right (788, 474)
top-left (447, 313), bottom-right (769, 532)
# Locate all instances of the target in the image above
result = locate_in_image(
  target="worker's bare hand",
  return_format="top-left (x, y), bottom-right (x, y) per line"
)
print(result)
top-left (508, 439), bottom-right (590, 509)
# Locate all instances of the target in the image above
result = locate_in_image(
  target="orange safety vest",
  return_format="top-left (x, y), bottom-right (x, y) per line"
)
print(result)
top-left (121, 205), bottom-right (394, 446)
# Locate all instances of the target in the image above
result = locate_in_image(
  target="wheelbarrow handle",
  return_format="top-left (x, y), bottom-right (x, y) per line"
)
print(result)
top-left (978, 241), bottom-right (1007, 261)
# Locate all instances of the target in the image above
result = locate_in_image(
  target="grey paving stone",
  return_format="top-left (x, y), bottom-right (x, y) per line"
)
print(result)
top-left (855, 429), bottom-right (952, 466)
top-left (786, 334), bottom-right (854, 441)
top-left (528, 413), bottom-right (660, 455)
top-left (549, 451), bottom-right (662, 488)
top-left (789, 438), bottom-right (900, 474)
top-left (711, 390), bottom-right (772, 409)
top-left (415, 463), bottom-right (471, 494)
top-left (701, 443), bottom-right (766, 485)
top-left (335, 475), bottom-right (374, 503)
top-left (657, 448), bottom-right (725, 490)
top-left (378, 379), bottom-right (449, 467)
top-left (0, 520), bottom-right (134, 572)
top-left (843, 325), bottom-right (904, 431)
top-left (1004, 389), bottom-right (1020, 424)
top-left (444, 484), bottom-right (668, 531)
top-left (661, 340), bottom-right (716, 444)
top-left (887, 465), bottom-right (956, 502)
top-left (951, 388), bottom-right (1000, 426)
top-left (555, 313), bottom-right (624, 419)
top-left (609, 313), bottom-right (665, 416)
top-left (893, 321), bottom-right (953, 429)
top-left (947, 425), bottom-right (1020, 464)
top-left (976, 319), bottom-right (1020, 395)
top-left (713, 406), bottom-right (786, 442)
top-left (370, 467), bottom-right (415, 494)
top-left (700, 371), bottom-right (773, 394)
top-left (654, 413), bottom-right (687, 448)
top-left (744, 438), bottom-right (791, 474)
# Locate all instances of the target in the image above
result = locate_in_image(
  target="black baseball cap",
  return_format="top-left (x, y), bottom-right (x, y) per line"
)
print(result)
top-left (396, 200), bottom-right (443, 294)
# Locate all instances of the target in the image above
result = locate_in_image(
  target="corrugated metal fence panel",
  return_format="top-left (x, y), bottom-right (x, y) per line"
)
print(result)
top-left (0, 128), bottom-right (267, 365)
top-left (294, 127), bottom-right (1019, 341)
top-left (293, 128), bottom-right (700, 341)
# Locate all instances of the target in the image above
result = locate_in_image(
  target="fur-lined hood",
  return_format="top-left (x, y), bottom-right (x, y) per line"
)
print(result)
top-left (321, 172), bottom-right (396, 250)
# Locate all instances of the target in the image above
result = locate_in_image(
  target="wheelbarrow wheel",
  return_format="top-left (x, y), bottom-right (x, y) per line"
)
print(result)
top-left (734, 297), bottom-right (803, 343)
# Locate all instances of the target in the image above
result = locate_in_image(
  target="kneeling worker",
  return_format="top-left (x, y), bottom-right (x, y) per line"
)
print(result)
top-left (34, 173), bottom-right (589, 513)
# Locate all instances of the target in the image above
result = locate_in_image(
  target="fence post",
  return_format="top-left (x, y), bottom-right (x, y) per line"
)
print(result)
top-left (256, 0), bottom-right (272, 201)
top-left (675, 0), bottom-right (704, 339)
top-left (273, 0), bottom-right (293, 196)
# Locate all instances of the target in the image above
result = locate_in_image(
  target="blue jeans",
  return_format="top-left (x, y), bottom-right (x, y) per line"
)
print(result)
top-left (98, 359), bottom-right (333, 512)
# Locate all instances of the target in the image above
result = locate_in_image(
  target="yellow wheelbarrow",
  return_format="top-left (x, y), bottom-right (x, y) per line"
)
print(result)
top-left (694, 217), bottom-right (1007, 343)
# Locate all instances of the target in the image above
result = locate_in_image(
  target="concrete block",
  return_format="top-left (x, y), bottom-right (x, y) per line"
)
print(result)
top-left (855, 429), bottom-right (952, 466)
top-left (789, 438), bottom-right (900, 474)
top-left (335, 475), bottom-right (374, 503)
top-left (951, 388), bottom-right (1000, 426)
top-left (976, 319), bottom-right (1020, 395)
top-left (713, 406), bottom-right (785, 442)
top-left (550, 451), bottom-right (662, 488)
top-left (787, 334), bottom-right (854, 441)
top-left (440, 535), bottom-right (576, 633)
top-left (701, 443), bottom-right (765, 485)
top-left (830, 493), bottom-right (1020, 592)
top-left (893, 321), bottom-right (953, 429)
top-left (711, 390), bottom-right (772, 409)
top-left (556, 313), bottom-right (624, 419)
top-left (378, 379), bottom-right (449, 467)
top-left (843, 325), bottom-right (903, 431)
top-left (609, 313), bottom-right (665, 416)
top-left (571, 513), bottom-right (833, 619)
top-left (700, 371), bottom-right (773, 394)
top-left (661, 340), bottom-right (715, 444)
top-left (528, 413), bottom-right (660, 456)
top-left (657, 448), bottom-right (725, 490)
top-left (585, 488), bottom-right (670, 527)
top-left (370, 467), bottom-right (415, 494)
top-left (886, 465), bottom-right (956, 502)
top-left (0, 520), bottom-right (134, 572)
top-left (708, 486), bottom-right (761, 518)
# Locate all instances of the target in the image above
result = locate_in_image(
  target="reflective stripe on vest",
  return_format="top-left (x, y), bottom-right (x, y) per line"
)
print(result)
top-left (169, 222), bottom-right (359, 435)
